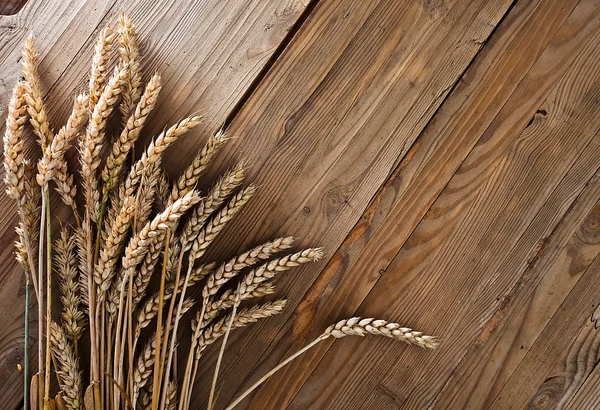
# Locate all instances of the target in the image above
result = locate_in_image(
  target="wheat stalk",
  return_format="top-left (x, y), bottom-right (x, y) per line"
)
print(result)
top-left (225, 317), bottom-right (438, 410)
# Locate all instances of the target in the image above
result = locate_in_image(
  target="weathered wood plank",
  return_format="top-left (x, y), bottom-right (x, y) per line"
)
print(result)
top-left (0, 0), bottom-right (312, 405)
top-left (566, 358), bottom-right (600, 409)
top-left (238, 0), bottom-right (592, 407)
top-left (181, 0), bottom-right (518, 408)
top-left (432, 160), bottom-right (600, 408)
top-left (289, 5), bottom-right (600, 408)
top-left (489, 255), bottom-right (600, 409)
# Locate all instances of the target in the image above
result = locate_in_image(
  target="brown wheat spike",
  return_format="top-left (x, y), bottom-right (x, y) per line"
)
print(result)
top-left (193, 300), bottom-right (287, 358)
top-left (55, 228), bottom-right (85, 342)
top-left (80, 64), bottom-right (128, 221)
top-left (119, 116), bottom-right (202, 201)
top-left (49, 322), bottom-right (82, 410)
top-left (169, 129), bottom-right (228, 204)
top-left (325, 317), bottom-right (439, 349)
top-left (204, 282), bottom-right (276, 324)
top-left (102, 73), bottom-right (161, 191)
top-left (174, 162), bottom-right (246, 272)
top-left (21, 36), bottom-right (53, 148)
top-left (37, 93), bottom-right (88, 187)
top-left (53, 160), bottom-right (78, 210)
top-left (94, 196), bottom-right (136, 292)
top-left (117, 12), bottom-right (142, 124)
top-left (188, 185), bottom-right (256, 264)
top-left (3, 81), bottom-right (27, 200)
top-left (89, 26), bottom-right (116, 113)
top-left (133, 334), bottom-right (155, 403)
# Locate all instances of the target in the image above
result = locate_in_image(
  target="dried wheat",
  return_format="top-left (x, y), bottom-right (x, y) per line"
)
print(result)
top-left (55, 228), bottom-right (85, 342)
top-left (3, 81), bottom-right (27, 200)
top-left (21, 36), bottom-right (53, 148)
top-left (325, 317), bottom-right (439, 349)
top-left (102, 74), bottom-right (161, 191)
top-left (37, 93), bottom-right (88, 186)
top-left (89, 26), bottom-right (116, 112)
top-left (169, 129), bottom-right (227, 204)
top-left (117, 12), bottom-right (142, 124)
top-left (49, 322), bottom-right (82, 410)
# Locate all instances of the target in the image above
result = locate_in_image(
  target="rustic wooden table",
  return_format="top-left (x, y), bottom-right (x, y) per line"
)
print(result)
top-left (1, 0), bottom-right (600, 408)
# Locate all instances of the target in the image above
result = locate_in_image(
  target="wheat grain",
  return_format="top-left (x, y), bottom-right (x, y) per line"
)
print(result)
top-left (102, 74), bottom-right (161, 191)
top-left (119, 116), bottom-right (202, 201)
top-left (117, 12), bottom-right (142, 125)
top-left (204, 282), bottom-right (276, 324)
top-left (133, 163), bottom-right (160, 233)
top-left (188, 185), bottom-right (256, 264)
top-left (155, 169), bottom-right (170, 213)
top-left (325, 317), bottom-right (439, 349)
top-left (3, 81), bottom-right (27, 200)
top-left (193, 300), bottom-right (287, 358)
top-left (80, 64), bottom-right (128, 222)
top-left (95, 196), bottom-right (136, 292)
top-left (49, 322), bottom-right (82, 410)
top-left (55, 228), bottom-right (85, 342)
top-left (21, 36), bottom-right (53, 148)
top-left (89, 26), bottom-right (116, 113)
top-left (169, 129), bottom-right (228, 204)
top-left (37, 93), bottom-right (88, 186)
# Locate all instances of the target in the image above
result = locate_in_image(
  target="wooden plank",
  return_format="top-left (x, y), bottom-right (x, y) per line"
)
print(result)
top-left (288, 5), bottom-right (600, 408)
top-left (182, 0), bottom-right (518, 408)
top-left (432, 162), bottom-right (600, 408)
top-left (566, 360), bottom-right (600, 409)
top-left (0, 0), bottom-right (28, 15)
top-left (489, 255), bottom-right (600, 409)
top-left (241, 0), bottom-right (594, 407)
top-left (0, 0), bottom-right (312, 405)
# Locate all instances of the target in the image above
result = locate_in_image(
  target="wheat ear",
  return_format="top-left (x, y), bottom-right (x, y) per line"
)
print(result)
top-left (55, 228), bottom-right (85, 344)
top-left (169, 129), bottom-right (228, 204)
top-left (225, 318), bottom-right (438, 410)
top-left (3, 81), bottom-right (28, 200)
top-left (117, 12), bottom-right (142, 124)
top-left (102, 74), bottom-right (161, 192)
top-left (94, 196), bottom-right (136, 292)
top-left (37, 93), bottom-right (88, 186)
top-left (21, 36), bottom-right (53, 148)
top-left (50, 322), bottom-right (82, 410)
top-left (89, 26), bottom-right (116, 113)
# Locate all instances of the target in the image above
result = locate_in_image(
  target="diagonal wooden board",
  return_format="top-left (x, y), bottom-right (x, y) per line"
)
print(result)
top-left (181, 0), bottom-right (527, 408)
top-left (287, 0), bottom-right (600, 408)
top-left (0, 0), bottom-right (313, 405)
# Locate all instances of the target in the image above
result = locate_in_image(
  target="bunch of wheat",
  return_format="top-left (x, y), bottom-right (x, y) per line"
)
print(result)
top-left (3, 13), bottom-right (438, 410)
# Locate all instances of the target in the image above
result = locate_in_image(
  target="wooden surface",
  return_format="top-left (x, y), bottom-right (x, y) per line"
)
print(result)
top-left (2, 0), bottom-right (600, 409)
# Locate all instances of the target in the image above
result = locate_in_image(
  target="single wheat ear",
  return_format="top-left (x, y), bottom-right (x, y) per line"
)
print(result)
top-left (224, 317), bottom-right (438, 410)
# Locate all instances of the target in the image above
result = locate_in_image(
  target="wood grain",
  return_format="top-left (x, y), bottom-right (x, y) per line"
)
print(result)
top-left (183, 0), bottom-right (519, 408)
top-left (288, 2), bottom-right (600, 408)
top-left (247, 0), bottom-right (594, 407)
top-left (0, 0), bottom-right (312, 406)
top-left (2, 0), bottom-right (600, 408)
